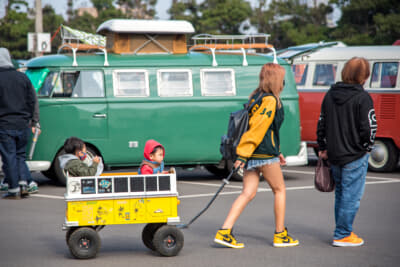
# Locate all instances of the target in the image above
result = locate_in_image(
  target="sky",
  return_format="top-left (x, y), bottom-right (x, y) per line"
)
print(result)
top-left (0, 0), bottom-right (260, 20)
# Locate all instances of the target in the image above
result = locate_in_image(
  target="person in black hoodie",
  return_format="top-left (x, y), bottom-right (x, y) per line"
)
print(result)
top-left (0, 48), bottom-right (40, 199)
top-left (317, 57), bottom-right (377, 247)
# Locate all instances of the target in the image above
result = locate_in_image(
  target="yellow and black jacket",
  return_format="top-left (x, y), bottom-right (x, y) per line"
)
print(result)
top-left (236, 91), bottom-right (284, 163)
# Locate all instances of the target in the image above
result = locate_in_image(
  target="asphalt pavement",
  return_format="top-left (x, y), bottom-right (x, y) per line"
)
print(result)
top-left (0, 154), bottom-right (399, 267)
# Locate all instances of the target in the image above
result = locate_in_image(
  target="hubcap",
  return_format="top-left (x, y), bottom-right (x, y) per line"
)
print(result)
top-left (369, 141), bottom-right (388, 168)
top-left (163, 235), bottom-right (176, 248)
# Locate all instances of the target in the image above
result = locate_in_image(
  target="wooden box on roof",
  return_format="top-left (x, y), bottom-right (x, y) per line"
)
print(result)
top-left (96, 19), bottom-right (195, 54)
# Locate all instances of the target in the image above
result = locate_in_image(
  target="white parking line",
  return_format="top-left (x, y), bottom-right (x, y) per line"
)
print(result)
top-left (30, 193), bottom-right (64, 200)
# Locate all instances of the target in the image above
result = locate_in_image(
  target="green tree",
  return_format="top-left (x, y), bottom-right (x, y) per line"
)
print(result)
top-left (0, 0), bottom-right (33, 59)
top-left (116, 0), bottom-right (157, 18)
top-left (253, 0), bottom-right (332, 49)
top-left (331, 0), bottom-right (400, 45)
top-left (197, 0), bottom-right (252, 34)
top-left (42, 5), bottom-right (65, 53)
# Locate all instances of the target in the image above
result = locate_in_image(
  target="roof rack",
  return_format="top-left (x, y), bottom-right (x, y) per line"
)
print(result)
top-left (57, 25), bottom-right (109, 67)
top-left (189, 34), bottom-right (277, 66)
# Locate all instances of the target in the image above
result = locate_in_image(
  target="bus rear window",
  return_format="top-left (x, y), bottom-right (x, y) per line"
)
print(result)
top-left (370, 62), bottom-right (399, 88)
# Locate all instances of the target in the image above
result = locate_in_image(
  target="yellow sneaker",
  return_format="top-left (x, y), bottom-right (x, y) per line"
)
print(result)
top-left (214, 229), bottom-right (245, 248)
top-left (333, 232), bottom-right (364, 247)
top-left (273, 228), bottom-right (299, 247)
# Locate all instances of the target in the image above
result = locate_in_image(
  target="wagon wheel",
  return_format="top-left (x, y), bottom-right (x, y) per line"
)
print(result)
top-left (65, 227), bottom-right (78, 246)
top-left (153, 225), bottom-right (184, 257)
top-left (67, 227), bottom-right (101, 259)
top-left (142, 223), bottom-right (165, 251)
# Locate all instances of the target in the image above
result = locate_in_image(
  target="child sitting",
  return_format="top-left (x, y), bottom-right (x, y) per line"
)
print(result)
top-left (138, 140), bottom-right (166, 174)
top-left (58, 137), bottom-right (103, 177)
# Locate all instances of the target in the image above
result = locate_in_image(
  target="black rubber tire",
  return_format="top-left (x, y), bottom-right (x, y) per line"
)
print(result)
top-left (41, 164), bottom-right (56, 180)
top-left (368, 139), bottom-right (399, 172)
top-left (54, 146), bottom-right (98, 186)
top-left (205, 164), bottom-right (228, 177)
top-left (142, 223), bottom-right (165, 251)
top-left (65, 227), bottom-right (78, 245)
top-left (67, 227), bottom-right (101, 259)
top-left (153, 225), bottom-right (184, 257)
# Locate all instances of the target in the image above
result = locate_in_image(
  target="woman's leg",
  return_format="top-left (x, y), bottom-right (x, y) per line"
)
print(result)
top-left (260, 162), bottom-right (286, 233)
top-left (221, 169), bottom-right (260, 229)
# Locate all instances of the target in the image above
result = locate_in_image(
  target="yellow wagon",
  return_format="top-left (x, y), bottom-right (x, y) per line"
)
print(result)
top-left (63, 171), bottom-right (183, 259)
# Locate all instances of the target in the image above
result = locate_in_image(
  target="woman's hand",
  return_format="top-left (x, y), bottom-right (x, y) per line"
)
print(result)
top-left (234, 160), bottom-right (245, 169)
top-left (279, 153), bottom-right (286, 166)
top-left (318, 150), bottom-right (328, 160)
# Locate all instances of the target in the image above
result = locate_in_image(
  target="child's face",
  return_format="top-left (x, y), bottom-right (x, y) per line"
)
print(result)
top-left (76, 145), bottom-right (87, 161)
top-left (149, 148), bottom-right (164, 164)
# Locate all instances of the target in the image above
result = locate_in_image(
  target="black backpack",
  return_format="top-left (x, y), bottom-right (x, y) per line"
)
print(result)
top-left (220, 93), bottom-right (265, 161)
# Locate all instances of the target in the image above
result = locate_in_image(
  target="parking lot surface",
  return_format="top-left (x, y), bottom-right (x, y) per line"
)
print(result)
top-left (1, 158), bottom-right (399, 267)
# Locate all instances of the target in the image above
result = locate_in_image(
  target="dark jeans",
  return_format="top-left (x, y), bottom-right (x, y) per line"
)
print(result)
top-left (0, 128), bottom-right (32, 192)
top-left (331, 153), bottom-right (369, 240)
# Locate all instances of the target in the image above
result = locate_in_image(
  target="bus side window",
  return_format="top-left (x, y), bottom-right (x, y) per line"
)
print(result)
top-left (292, 64), bottom-right (308, 86)
top-left (313, 64), bottom-right (337, 86)
top-left (71, 71), bottom-right (105, 98)
top-left (371, 62), bottom-right (399, 89)
top-left (113, 70), bottom-right (149, 97)
top-left (157, 69), bottom-right (193, 97)
top-left (39, 71), bottom-right (58, 97)
top-left (200, 69), bottom-right (236, 96)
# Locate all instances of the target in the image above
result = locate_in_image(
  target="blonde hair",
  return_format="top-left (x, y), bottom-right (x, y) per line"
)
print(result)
top-left (250, 63), bottom-right (285, 107)
top-left (342, 57), bottom-right (370, 84)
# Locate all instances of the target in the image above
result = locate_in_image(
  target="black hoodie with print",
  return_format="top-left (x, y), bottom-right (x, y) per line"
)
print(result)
top-left (0, 48), bottom-right (38, 130)
top-left (317, 82), bottom-right (377, 166)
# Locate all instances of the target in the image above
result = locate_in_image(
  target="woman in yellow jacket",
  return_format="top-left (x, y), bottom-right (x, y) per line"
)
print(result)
top-left (214, 63), bottom-right (299, 248)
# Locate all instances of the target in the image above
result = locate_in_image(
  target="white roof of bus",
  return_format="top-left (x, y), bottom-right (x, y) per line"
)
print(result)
top-left (96, 19), bottom-right (195, 34)
top-left (293, 46), bottom-right (400, 62)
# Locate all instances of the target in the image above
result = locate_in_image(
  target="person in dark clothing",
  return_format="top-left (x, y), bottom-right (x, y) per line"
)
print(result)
top-left (317, 57), bottom-right (377, 247)
top-left (0, 47), bottom-right (40, 199)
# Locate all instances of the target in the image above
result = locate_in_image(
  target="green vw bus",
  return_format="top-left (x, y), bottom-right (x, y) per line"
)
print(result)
top-left (25, 19), bottom-right (307, 185)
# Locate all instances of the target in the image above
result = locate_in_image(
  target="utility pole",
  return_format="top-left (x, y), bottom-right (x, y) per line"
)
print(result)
top-left (35, 0), bottom-right (43, 57)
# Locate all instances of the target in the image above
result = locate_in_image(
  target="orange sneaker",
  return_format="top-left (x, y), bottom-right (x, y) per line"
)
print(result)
top-left (332, 232), bottom-right (364, 247)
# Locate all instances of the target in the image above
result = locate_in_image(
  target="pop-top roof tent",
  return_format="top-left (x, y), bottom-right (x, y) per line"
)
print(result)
top-left (96, 19), bottom-right (195, 54)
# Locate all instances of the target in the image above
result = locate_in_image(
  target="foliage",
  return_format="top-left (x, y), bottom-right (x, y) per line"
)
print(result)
top-left (170, 0), bottom-right (252, 34)
top-left (331, 0), bottom-right (400, 45)
top-left (0, 0), bottom-right (33, 59)
top-left (1, 0), bottom-right (399, 59)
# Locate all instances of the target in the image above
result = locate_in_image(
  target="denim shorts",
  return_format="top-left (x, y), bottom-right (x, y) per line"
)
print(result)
top-left (246, 157), bottom-right (280, 171)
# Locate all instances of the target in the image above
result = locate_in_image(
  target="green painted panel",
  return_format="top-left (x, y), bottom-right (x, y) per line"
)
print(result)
top-left (25, 68), bottom-right (50, 92)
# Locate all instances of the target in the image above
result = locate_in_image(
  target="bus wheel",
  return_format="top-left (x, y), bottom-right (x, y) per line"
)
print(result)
top-left (67, 227), bottom-right (101, 259)
top-left (153, 225), bottom-right (184, 257)
top-left (142, 223), bottom-right (165, 251)
top-left (54, 146), bottom-right (98, 186)
top-left (369, 139), bottom-right (399, 172)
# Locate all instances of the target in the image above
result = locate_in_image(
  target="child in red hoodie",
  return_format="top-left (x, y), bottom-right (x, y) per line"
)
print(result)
top-left (138, 140), bottom-right (166, 174)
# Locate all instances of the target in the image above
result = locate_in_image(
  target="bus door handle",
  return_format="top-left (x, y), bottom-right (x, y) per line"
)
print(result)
top-left (92, 113), bottom-right (107, 119)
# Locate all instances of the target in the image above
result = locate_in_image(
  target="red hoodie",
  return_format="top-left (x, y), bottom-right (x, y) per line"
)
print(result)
top-left (139, 140), bottom-right (165, 174)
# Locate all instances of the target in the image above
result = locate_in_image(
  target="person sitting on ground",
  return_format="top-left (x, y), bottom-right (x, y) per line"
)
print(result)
top-left (138, 140), bottom-right (167, 174)
top-left (58, 137), bottom-right (103, 177)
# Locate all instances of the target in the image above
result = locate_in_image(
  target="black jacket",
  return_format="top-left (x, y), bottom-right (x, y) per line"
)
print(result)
top-left (317, 82), bottom-right (377, 166)
top-left (0, 67), bottom-right (37, 130)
